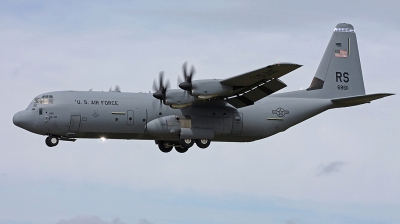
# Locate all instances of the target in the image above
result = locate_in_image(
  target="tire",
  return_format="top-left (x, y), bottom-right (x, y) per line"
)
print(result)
top-left (175, 146), bottom-right (189, 153)
top-left (45, 136), bottom-right (59, 147)
top-left (195, 139), bottom-right (211, 149)
top-left (158, 141), bottom-right (173, 153)
top-left (45, 137), bottom-right (52, 147)
top-left (179, 139), bottom-right (194, 148)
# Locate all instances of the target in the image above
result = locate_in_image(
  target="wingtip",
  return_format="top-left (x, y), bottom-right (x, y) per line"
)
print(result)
top-left (271, 62), bottom-right (302, 67)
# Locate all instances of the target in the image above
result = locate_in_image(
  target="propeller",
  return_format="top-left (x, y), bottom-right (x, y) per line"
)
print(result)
top-left (152, 71), bottom-right (170, 107)
top-left (178, 62), bottom-right (195, 93)
top-left (108, 85), bottom-right (121, 92)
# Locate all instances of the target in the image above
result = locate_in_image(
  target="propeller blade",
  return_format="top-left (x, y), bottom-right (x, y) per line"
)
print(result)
top-left (159, 72), bottom-right (164, 90)
top-left (179, 62), bottom-right (196, 92)
top-left (177, 76), bottom-right (183, 87)
top-left (152, 71), bottom-right (170, 103)
top-left (152, 79), bottom-right (158, 92)
top-left (115, 85), bottom-right (121, 92)
top-left (182, 62), bottom-right (188, 81)
top-left (189, 65), bottom-right (195, 82)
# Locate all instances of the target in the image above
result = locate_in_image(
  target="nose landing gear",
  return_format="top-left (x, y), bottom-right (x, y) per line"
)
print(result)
top-left (45, 136), bottom-right (59, 147)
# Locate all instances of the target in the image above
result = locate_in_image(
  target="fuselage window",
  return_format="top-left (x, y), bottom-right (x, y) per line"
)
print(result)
top-left (39, 108), bottom-right (43, 115)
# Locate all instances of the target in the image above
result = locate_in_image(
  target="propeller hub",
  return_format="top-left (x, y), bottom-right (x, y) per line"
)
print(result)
top-left (179, 82), bottom-right (192, 91)
top-left (153, 91), bottom-right (164, 100)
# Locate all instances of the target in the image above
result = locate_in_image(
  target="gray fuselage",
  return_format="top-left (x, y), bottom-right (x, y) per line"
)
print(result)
top-left (14, 90), bottom-right (333, 143)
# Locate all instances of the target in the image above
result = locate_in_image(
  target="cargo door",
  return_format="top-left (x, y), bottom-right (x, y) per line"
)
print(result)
top-left (133, 109), bottom-right (147, 133)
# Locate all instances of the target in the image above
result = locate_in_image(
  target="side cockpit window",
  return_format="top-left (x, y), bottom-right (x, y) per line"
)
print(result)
top-left (33, 95), bottom-right (54, 107)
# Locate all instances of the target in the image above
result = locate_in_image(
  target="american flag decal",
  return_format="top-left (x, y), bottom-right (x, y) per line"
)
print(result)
top-left (335, 50), bottom-right (348, 58)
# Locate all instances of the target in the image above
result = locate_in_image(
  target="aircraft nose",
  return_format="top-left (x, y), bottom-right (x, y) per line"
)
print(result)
top-left (13, 110), bottom-right (33, 130)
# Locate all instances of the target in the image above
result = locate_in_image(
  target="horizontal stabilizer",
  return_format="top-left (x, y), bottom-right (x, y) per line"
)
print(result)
top-left (226, 78), bottom-right (287, 108)
top-left (331, 93), bottom-right (394, 107)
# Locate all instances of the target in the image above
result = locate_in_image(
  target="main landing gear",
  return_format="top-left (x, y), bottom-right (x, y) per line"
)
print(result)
top-left (45, 136), bottom-right (59, 147)
top-left (158, 141), bottom-right (173, 153)
top-left (156, 139), bottom-right (211, 153)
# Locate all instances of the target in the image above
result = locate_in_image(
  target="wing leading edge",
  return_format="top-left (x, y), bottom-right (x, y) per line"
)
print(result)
top-left (221, 63), bottom-right (301, 87)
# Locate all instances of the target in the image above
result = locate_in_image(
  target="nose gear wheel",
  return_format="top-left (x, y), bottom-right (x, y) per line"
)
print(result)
top-left (45, 136), bottom-right (59, 147)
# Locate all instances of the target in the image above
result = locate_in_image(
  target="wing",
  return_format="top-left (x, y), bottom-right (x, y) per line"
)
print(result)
top-left (221, 63), bottom-right (302, 87)
top-left (225, 78), bottom-right (287, 108)
top-left (221, 63), bottom-right (301, 108)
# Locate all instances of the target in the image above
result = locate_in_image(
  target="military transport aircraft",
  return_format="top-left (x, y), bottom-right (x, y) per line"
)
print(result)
top-left (13, 23), bottom-right (394, 153)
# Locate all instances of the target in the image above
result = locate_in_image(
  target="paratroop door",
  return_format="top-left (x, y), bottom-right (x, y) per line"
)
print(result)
top-left (69, 115), bottom-right (81, 132)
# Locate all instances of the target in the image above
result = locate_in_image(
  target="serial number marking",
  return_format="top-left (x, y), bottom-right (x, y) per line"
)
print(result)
top-left (75, 100), bottom-right (119, 105)
top-left (337, 85), bottom-right (349, 90)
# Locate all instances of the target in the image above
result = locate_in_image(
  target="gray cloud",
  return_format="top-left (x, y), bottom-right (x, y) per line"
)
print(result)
top-left (137, 219), bottom-right (154, 224)
top-left (55, 216), bottom-right (128, 224)
top-left (318, 161), bottom-right (346, 176)
top-left (1, 1), bottom-right (400, 224)
top-left (0, 173), bottom-right (7, 185)
top-left (285, 218), bottom-right (300, 224)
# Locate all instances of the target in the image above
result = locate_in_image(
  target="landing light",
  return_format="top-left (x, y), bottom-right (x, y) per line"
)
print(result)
top-left (100, 137), bottom-right (106, 142)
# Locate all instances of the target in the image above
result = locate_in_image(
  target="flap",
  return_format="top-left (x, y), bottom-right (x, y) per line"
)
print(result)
top-left (221, 63), bottom-right (302, 87)
top-left (226, 79), bottom-right (287, 108)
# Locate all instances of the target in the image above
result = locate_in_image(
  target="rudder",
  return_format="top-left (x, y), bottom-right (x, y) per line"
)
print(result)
top-left (307, 23), bottom-right (365, 98)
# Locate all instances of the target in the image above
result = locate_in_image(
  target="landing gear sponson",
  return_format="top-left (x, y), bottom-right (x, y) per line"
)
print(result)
top-left (156, 139), bottom-right (211, 153)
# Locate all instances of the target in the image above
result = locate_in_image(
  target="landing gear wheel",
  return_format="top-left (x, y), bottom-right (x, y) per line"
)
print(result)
top-left (45, 136), bottom-right (59, 147)
top-left (179, 139), bottom-right (194, 148)
top-left (175, 146), bottom-right (189, 153)
top-left (158, 141), bottom-right (173, 153)
top-left (195, 139), bottom-right (211, 149)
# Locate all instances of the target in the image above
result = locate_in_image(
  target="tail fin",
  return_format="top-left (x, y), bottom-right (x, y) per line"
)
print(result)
top-left (307, 23), bottom-right (366, 98)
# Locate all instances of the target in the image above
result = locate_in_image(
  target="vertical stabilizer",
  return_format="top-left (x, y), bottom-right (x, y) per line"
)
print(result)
top-left (307, 23), bottom-right (365, 98)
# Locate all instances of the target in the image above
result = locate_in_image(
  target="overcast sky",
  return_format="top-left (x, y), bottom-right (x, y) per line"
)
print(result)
top-left (1, 1), bottom-right (399, 224)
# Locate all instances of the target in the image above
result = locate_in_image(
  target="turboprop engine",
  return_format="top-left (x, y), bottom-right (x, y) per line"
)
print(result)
top-left (177, 62), bottom-right (234, 99)
top-left (189, 79), bottom-right (233, 99)
top-left (163, 89), bottom-right (197, 108)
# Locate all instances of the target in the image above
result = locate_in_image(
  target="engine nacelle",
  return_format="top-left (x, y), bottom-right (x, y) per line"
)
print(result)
top-left (191, 79), bottom-right (233, 99)
top-left (164, 89), bottom-right (197, 108)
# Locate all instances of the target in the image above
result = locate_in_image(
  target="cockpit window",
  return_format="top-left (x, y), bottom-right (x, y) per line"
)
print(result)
top-left (33, 95), bottom-right (53, 106)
